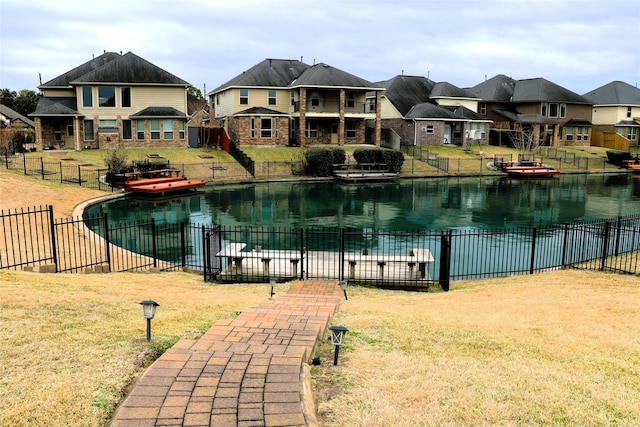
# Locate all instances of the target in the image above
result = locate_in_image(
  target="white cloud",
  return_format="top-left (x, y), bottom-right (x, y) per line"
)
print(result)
top-left (1, 0), bottom-right (638, 94)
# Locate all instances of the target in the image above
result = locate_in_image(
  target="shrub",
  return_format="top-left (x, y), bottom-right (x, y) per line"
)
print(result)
top-left (304, 148), bottom-right (345, 176)
top-left (353, 148), bottom-right (404, 173)
top-left (104, 148), bottom-right (129, 174)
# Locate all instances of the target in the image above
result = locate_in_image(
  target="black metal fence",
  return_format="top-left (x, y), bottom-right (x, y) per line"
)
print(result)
top-left (2, 206), bottom-right (639, 290)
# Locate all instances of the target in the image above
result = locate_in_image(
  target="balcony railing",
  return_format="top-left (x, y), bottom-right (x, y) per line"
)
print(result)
top-left (293, 101), bottom-right (375, 114)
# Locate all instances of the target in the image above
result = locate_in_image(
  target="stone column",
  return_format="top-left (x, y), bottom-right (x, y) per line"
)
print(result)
top-left (374, 91), bottom-right (382, 147)
top-left (298, 88), bottom-right (306, 147)
top-left (338, 89), bottom-right (345, 146)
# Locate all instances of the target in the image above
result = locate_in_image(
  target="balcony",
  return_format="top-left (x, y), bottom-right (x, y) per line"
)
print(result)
top-left (293, 101), bottom-right (375, 116)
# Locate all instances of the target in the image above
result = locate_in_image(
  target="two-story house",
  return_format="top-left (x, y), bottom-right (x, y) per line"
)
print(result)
top-left (31, 51), bottom-right (190, 151)
top-left (369, 74), bottom-right (490, 148)
top-left (208, 58), bottom-right (384, 147)
top-left (468, 75), bottom-right (593, 146)
top-left (583, 81), bottom-right (640, 144)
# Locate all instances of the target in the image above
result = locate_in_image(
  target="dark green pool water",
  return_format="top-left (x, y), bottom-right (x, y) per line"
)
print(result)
top-left (86, 174), bottom-right (640, 231)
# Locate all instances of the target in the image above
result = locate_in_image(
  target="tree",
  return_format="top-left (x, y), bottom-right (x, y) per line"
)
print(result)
top-left (12, 90), bottom-right (39, 117)
top-left (187, 86), bottom-right (207, 115)
top-left (508, 124), bottom-right (540, 153)
top-left (0, 88), bottom-right (17, 108)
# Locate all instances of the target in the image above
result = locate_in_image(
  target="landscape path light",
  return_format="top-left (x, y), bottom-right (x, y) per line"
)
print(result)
top-left (269, 277), bottom-right (276, 299)
top-left (139, 300), bottom-right (159, 341)
top-left (338, 279), bottom-right (348, 300)
top-left (328, 325), bottom-right (349, 365)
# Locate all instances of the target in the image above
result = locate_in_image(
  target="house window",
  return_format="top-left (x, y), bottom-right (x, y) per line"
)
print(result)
top-left (163, 119), bottom-right (173, 139)
top-left (136, 120), bottom-right (145, 140)
top-left (480, 103), bottom-right (487, 116)
top-left (240, 89), bottom-right (248, 105)
top-left (311, 92), bottom-right (319, 107)
top-left (548, 103), bottom-right (559, 118)
top-left (99, 119), bottom-right (116, 127)
top-left (576, 127), bottom-right (585, 141)
top-left (565, 127), bottom-right (574, 141)
top-left (306, 120), bottom-right (318, 138)
top-left (627, 107), bottom-right (633, 118)
top-left (215, 94), bottom-right (219, 105)
top-left (150, 119), bottom-right (161, 140)
top-left (291, 90), bottom-right (295, 106)
top-left (178, 121), bottom-right (185, 139)
top-left (250, 118), bottom-right (255, 138)
top-left (268, 90), bottom-right (276, 105)
top-left (98, 87), bottom-right (116, 107)
top-left (121, 87), bottom-right (131, 108)
top-left (82, 87), bottom-right (93, 107)
top-left (367, 99), bottom-right (376, 112)
top-left (346, 93), bottom-right (355, 108)
top-left (628, 128), bottom-right (638, 140)
top-left (261, 118), bottom-right (272, 138)
top-left (67, 125), bottom-right (74, 137)
top-left (560, 103), bottom-right (566, 118)
top-left (122, 120), bottom-right (132, 140)
top-left (84, 120), bottom-right (94, 141)
top-left (346, 121), bottom-right (357, 138)
top-left (541, 102), bottom-right (548, 117)
top-left (424, 125), bottom-right (435, 134)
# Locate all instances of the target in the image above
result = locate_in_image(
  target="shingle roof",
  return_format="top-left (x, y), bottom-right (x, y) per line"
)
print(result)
top-left (431, 82), bottom-right (478, 99)
top-left (234, 107), bottom-right (289, 116)
top-left (40, 52), bottom-right (122, 87)
top-left (291, 63), bottom-right (381, 89)
top-left (0, 104), bottom-right (36, 127)
top-left (493, 109), bottom-right (554, 124)
top-left (129, 106), bottom-right (187, 118)
top-left (209, 59), bottom-right (309, 94)
top-left (72, 52), bottom-right (190, 86)
top-left (441, 105), bottom-right (490, 121)
top-left (467, 74), bottom-right (516, 102)
top-left (405, 102), bottom-right (456, 119)
top-left (40, 52), bottom-right (189, 88)
top-left (583, 81), bottom-right (640, 105)
top-left (377, 75), bottom-right (435, 116)
top-left (512, 78), bottom-right (590, 104)
top-left (31, 97), bottom-right (80, 116)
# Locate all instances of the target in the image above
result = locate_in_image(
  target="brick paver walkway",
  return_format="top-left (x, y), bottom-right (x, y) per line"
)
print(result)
top-left (111, 280), bottom-right (344, 427)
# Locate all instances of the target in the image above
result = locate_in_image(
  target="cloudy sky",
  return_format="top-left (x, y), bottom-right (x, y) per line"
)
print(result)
top-left (1, 0), bottom-right (638, 96)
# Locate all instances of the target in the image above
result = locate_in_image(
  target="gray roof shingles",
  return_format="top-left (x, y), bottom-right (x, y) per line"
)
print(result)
top-left (210, 59), bottom-right (309, 94)
top-left (583, 81), bottom-right (640, 105)
top-left (32, 97), bottom-right (80, 116)
top-left (378, 75), bottom-right (435, 116)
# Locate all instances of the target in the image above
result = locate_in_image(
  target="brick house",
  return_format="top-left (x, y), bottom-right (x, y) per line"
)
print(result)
top-left (368, 75), bottom-right (490, 148)
top-left (31, 51), bottom-right (190, 151)
top-left (468, 75), bottom-right (594, 147)
top-left (583, 81), bottom-right (640, 144)
top-left (208, 58), bottom-right (384, 147)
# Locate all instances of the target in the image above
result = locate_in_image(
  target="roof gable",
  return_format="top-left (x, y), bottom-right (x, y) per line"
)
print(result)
top-left (379, 75), bottom-right (435, 116)
top-left (512, 78), bottom-right (590, 104)
top-left (71, 52), bottom-right (190, 86)
top-left (583, 81), bottom-right (640, 105)
top-left (210, 59), bottom-right (309, 94)
top-left (0, 104), bottom-right (36, 127)
top-left (431, 82), bottom-right (478, 99)
top-left (291, 63), bottom-right (379, 89)
top-left (40, 52), bottom-right (122, 88)
top-left (467, 74), bottom-right (516, 102)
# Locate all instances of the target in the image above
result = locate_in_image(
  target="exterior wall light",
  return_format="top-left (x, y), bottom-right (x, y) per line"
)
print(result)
top-left (139, 300), bottom-right (159, 341)
top-left (328, 325), bottom-right (349, 365)
top-left (338, 279), bottom-right (348, 300)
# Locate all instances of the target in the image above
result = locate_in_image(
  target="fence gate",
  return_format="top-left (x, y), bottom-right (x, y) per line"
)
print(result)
top-left (203, 225), bottom-right (222, 281)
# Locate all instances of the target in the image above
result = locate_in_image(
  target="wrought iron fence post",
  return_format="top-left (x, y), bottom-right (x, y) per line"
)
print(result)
top-left (339, 228), bottom-right (345, 281)
top-left (180, 221), bottom-right (186, 267)
top-left (78, 165), bottom-right (82, 187)
top-left (151, 218), bottom-right (158, 268)
top-left (23, 154), bottom-right (26, 175)
top-left (299, 228), bottom-right (304, 280)
top-left (529, 227), bottom-right (537, 274)
top-left (103, 213), bottom-right (111, 271)
top-left (48, 205), bottom-right (58, 273)
top-left (59, 162), bottom-right (63, 183)
top-left (561, 223), bottom-right (569, 267)
top-left (613, 216), bottom-right (622, 257)
top-left (600, 221), bottom-right (611, 271)
top-left (439, 230), bottom-right (451, 292)
top-left (40, 157), bottom-right (44, 180)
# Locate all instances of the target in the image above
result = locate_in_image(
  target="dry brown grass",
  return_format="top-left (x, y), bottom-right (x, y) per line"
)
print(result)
top-left (313, 271), bottom-right (640, 426)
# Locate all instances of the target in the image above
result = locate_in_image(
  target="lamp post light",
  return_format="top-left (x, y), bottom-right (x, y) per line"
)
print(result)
top-left (139, 300), bottom-right (159, 341)
top-left (338, 279), bottom-right (348, 300)
top-left (269, 277), bottom-right (276, 299)
top-left (328, 325), bottom-right (349, 365)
